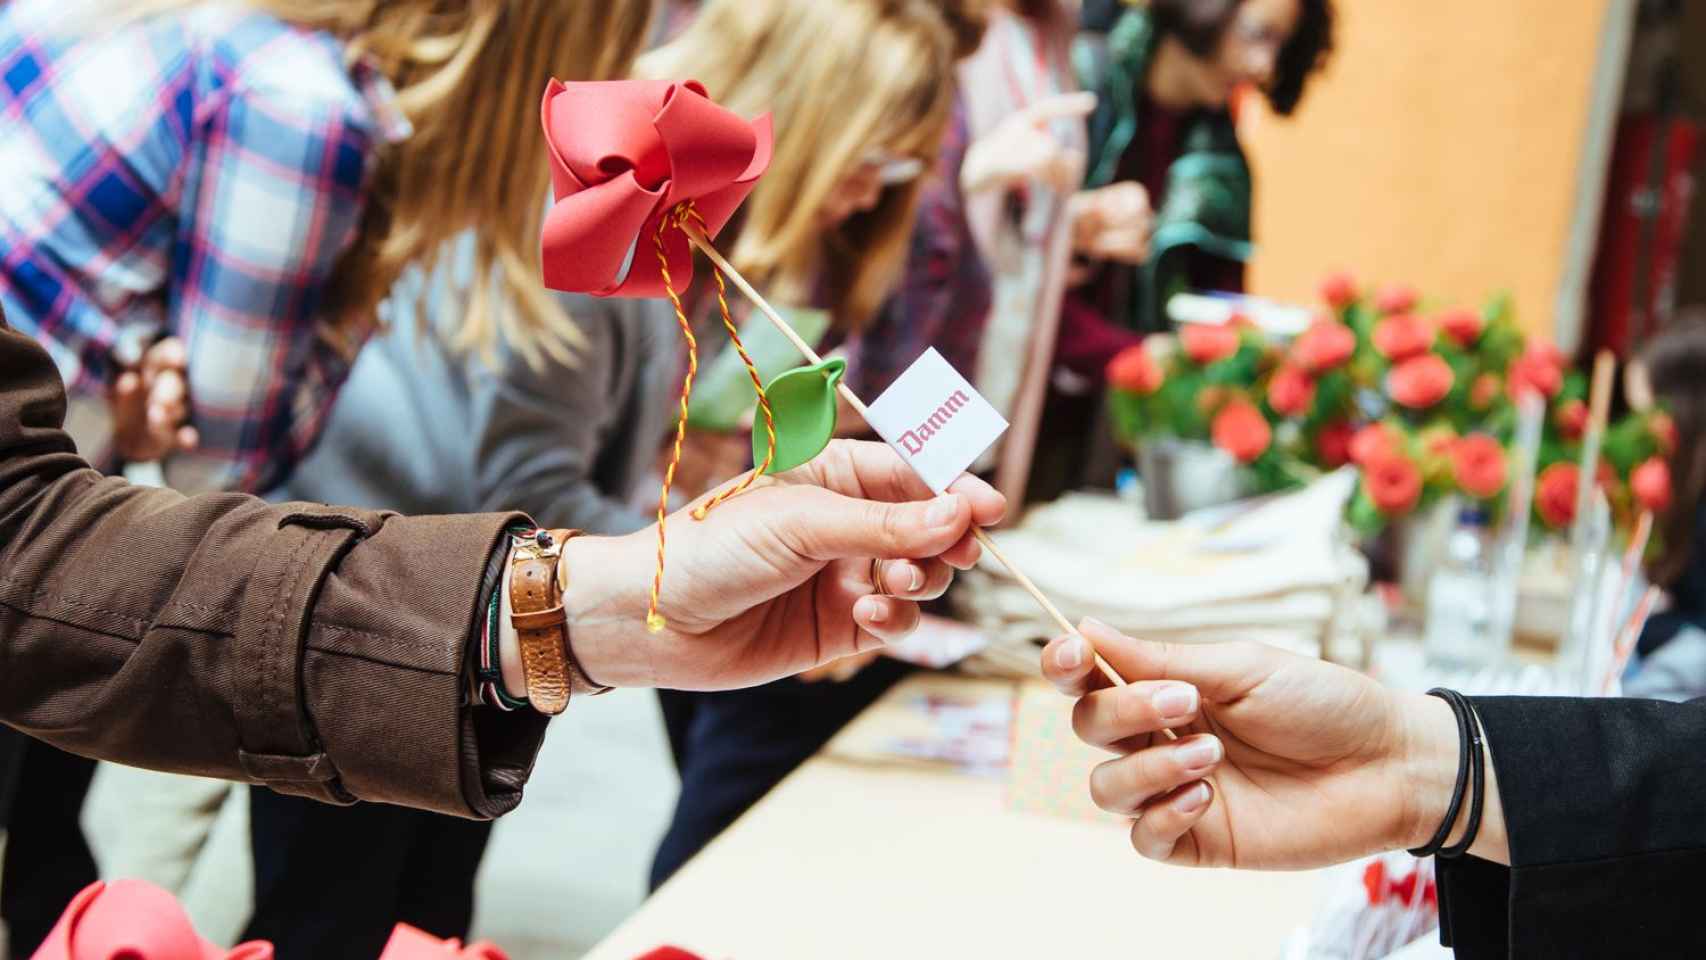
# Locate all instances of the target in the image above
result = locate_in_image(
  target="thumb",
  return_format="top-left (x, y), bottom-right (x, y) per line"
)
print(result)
top-left (765, 486), bottom-right (972, 564)
top-left (1079, 618), bottom-right (1283, 703)
top-left (1020, 91), bottom-right (1097, 127)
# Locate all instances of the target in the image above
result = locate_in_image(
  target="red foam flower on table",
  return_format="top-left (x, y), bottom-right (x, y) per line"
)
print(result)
top-left (1437, 307), bottom-right (1485, 348)
top-left (1316, 420), bottom-right (1356, 468)
top-left (1267, 365), bottom-right (1315, 417)
top-left (1554, 399), bottom-right (1588, 442)
top-left (1107, 343), bottom-right (1164, 394)
top-left (1469, 373), bottom-right (1502, 411)
top-left (1350, 423), bottom-right (1402, 466)
top-left (1452, 434), bottom-right (1508, 499)
top-left (1211, 399), bottom-right (1271, 464)
top-left (1651, 412), bottom-right (1679, 455)
top-left (1374, 283), bottom-right (1419, 315)
top-left (1388, 354), bottom-right (1454, 409)
top-left (1320, 270), bottom-right (1359, 309)
top-left (1364, 454), bottom-right (1423, 516)
top-left (1180, 323), bottom-right (1241, 365)
top-left (1632, 457), bottom-right (1673, 512)
top-left (1372, 313), bottom-right (1434, 361)
top-left (1536, 462), bottom-right (1580, 528)
top-left (539, 79), bottom-right (773, 297)
top-left (1291, 319), bottom-right (1356, 374)
top-left (1506, 343), bottom-right (1565, 400)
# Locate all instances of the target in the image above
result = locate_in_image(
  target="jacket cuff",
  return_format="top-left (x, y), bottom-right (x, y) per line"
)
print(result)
top-left (245, 505), bottom-right (546, 818)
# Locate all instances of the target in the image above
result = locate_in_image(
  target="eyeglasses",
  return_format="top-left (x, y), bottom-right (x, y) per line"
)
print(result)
top-left (858, 149), bottom-right (926, 186)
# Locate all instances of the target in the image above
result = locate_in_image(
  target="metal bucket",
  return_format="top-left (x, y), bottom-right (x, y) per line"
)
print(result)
top-left (1136, 438), bottom-right (1252, 520)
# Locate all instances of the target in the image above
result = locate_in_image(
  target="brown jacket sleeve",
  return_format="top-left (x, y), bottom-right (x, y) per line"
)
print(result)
top-left (0, 316), bottom-right (547, 819)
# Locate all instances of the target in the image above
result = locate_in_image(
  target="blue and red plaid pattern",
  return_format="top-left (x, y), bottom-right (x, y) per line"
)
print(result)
top-left (0, 1), bottom-right (409, 492)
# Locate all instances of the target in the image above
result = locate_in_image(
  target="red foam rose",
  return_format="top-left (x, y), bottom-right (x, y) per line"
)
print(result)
top-left (1181, 323), bottom-right (1241, 365)
top-left (1388, 354), bottom-right (1455, 409)
top-left (1107, 344), bottom-right (1164, 394)
top-left (1316, 420), bottom-right (1357, 468)
top-left (539, 79), bottom-right (773, 297)
top-left (1291, 319), bottom-right (1357, 374)
top-left (1364, 454), bottom-right (1423, 516)
top-left (1554, 399), bottom-right (1588, 442)
top-left (1632, 457), bottom-right (1673, 512)
top-left (1320, 270), bottom-right (1359, 309)
top-left (1350, 423), bottom-right (1402, 466)
top-left (1506, 343), bottom-right (1565, 400)
top-left (1651, 412), bottom-right (1679, 455)
top-left (1267, 365), bottom-right (1316, 417)
top-left (1374, 283), bottom-right (1419, 315)
top-left (1211, 399), bottom-right (1272, 464)
top-left (1372, 314), bottom-right (1434, 361)
top-left (1437, 307), bottom-right (1485, 348)
top-left (1536, 462), bottom-right (1580, 528)
top-left (1452, 434), bottom-right (1508, 499)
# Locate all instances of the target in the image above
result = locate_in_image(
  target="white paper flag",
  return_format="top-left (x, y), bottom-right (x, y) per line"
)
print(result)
top-left (863, 348), bottom-right (1008, 494)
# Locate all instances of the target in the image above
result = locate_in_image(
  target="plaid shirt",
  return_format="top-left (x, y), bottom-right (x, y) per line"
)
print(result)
top-left (0, 1), bottom-right (409, 492)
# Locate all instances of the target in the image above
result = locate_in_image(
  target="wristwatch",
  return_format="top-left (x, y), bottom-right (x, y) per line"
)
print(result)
top-left (507, 528), bottom-right (609, 714)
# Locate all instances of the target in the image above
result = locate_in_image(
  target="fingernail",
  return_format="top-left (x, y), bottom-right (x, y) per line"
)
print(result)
top-left (1176, 738), bottom-right (1222, 773)
top-left (904, 563), bottom-right (924, 592)
top-left (1152, 684), bottom-right (1198, 724)
top-left (862, 598), bottom-right (887, 624)
top-left (1057, 636), bottom-right (1086, 670)
top-left (925, 496), bottom-right (958, 528)
top-left (1174, 781), bottom-right (1211, 814)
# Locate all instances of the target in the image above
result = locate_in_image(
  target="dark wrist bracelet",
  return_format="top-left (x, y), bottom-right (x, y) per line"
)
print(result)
top-left (1439, 695), bottom-right (1486, 859)
top-left (1408, 688), bottom-right (1479, 859)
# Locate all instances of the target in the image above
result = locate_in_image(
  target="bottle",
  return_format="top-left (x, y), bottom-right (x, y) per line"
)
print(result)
top-left (1424, 506), bottom-right (1515, 666)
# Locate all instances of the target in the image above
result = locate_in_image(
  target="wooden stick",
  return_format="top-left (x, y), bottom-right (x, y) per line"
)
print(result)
top-left (684, 228), bottom-right (1151, 707)
top-left (1570, 350), bottom-right (1617, 552)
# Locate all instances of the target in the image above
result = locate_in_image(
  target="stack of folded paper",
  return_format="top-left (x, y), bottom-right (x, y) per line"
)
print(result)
top-left (953, 472), bottom-right (1367, 676)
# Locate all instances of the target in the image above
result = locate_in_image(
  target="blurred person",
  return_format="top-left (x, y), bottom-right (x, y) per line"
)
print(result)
top-left (843, 0), bottom-right (1090, 509)
top-left (0, 313), bottom-right (1004, 950)
top-left (1621, 317), bottom-right (1706, 700)
top-left (1033, 0), bottom-right (1334, 497)
top-left (0, 0), bottom-right (654, 952)
top-left (1040, 620), bottom-right (1706, 956)
top-left (635, 0), bottom-right (971, 889)
top-left (236, 246), bottom-right (676, 952)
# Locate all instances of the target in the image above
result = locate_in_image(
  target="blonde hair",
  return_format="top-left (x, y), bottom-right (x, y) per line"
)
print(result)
top-left (640, 0), bottom-right (959, 330)
top-left (130, 0), bottom-right (655, 367)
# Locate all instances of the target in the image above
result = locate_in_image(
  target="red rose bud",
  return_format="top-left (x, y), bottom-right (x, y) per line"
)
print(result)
top-left (1470, 373), bottom-right (1502, 411)
top-left (1374, 283), bottom-right (1420, 315)
top-left (1211, 400), bottom-right (1272, 464)
top-left (1350, 423), bottom-right (1401, 466)
top-left (1181, 323), bottom-right (1241, 365)
top-left (1506, 343), bottom-right (1565, 401)
top-left (1437, 308), bottom-right (1485, 348)
top-left (1106, 344), bottom-right (1164, 394)
top-left (1452, 434), bottom-right (1508, 499)
top-left (1364, 454), bottom-right (1423, 516)
top-left (1388, 354), bottom-right (1455, 409)
top-left (1229, 310), bottom-right (1257, 329)
top-left (1320, 270), bottom-right (1359, 309)
top-left (1535, 462), bottom-right (1580, 529)
top-left (1267, 365), bottom-right (1316, 418)
top-left (1316, 420), bottom-right (1357, 468)
top-left (1632, 457), bottom-right (1673, 512)
top-left (1291, 320), bottom-right (1357, 374)
top-left (1651, 412), bottom-right (1679, 455)
top-left (1554, 399), bottom-right (1588, 442)
top-left (1373, 314), bottom-right (1434, 361)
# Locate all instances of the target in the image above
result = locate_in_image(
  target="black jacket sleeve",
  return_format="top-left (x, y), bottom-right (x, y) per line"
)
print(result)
top-left (1438, 695), bottom-right (1706, 957)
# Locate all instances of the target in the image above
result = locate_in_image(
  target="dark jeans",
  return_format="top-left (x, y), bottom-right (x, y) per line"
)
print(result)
top-left (1, 737), bottom-right (97, 959)
top-left (243, 787), bottom-right (493, 960)
top-left (649, 658), bottom-right (911, 891)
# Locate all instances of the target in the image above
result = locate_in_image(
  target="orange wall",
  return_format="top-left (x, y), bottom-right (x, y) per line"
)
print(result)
top-left (1238, 1), bottom-right (1618, 338)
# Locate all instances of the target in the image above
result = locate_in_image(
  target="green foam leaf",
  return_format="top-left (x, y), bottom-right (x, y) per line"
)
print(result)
top-left (754, 359), bottom-right (846, 474)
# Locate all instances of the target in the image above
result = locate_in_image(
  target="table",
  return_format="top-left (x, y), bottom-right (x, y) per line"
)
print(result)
top-left (585, 674), bottom-right (1330, 960)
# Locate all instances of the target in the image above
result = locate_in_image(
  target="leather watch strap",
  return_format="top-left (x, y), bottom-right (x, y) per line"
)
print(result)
top-left (509, 528), bottom-right (577, 715)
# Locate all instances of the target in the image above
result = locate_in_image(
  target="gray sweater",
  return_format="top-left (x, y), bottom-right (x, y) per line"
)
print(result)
top-left (272, 252), bottom-right (677, 535)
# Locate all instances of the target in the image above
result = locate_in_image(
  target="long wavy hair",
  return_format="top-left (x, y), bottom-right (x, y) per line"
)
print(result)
top-left (128, 0), bottom-right (655, 367)
top-left (639, 0), bottom-right (962, 330)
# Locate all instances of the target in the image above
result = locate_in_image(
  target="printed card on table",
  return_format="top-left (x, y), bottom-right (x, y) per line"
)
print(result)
top-left (863, 349), bottom-right (1008, 494)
